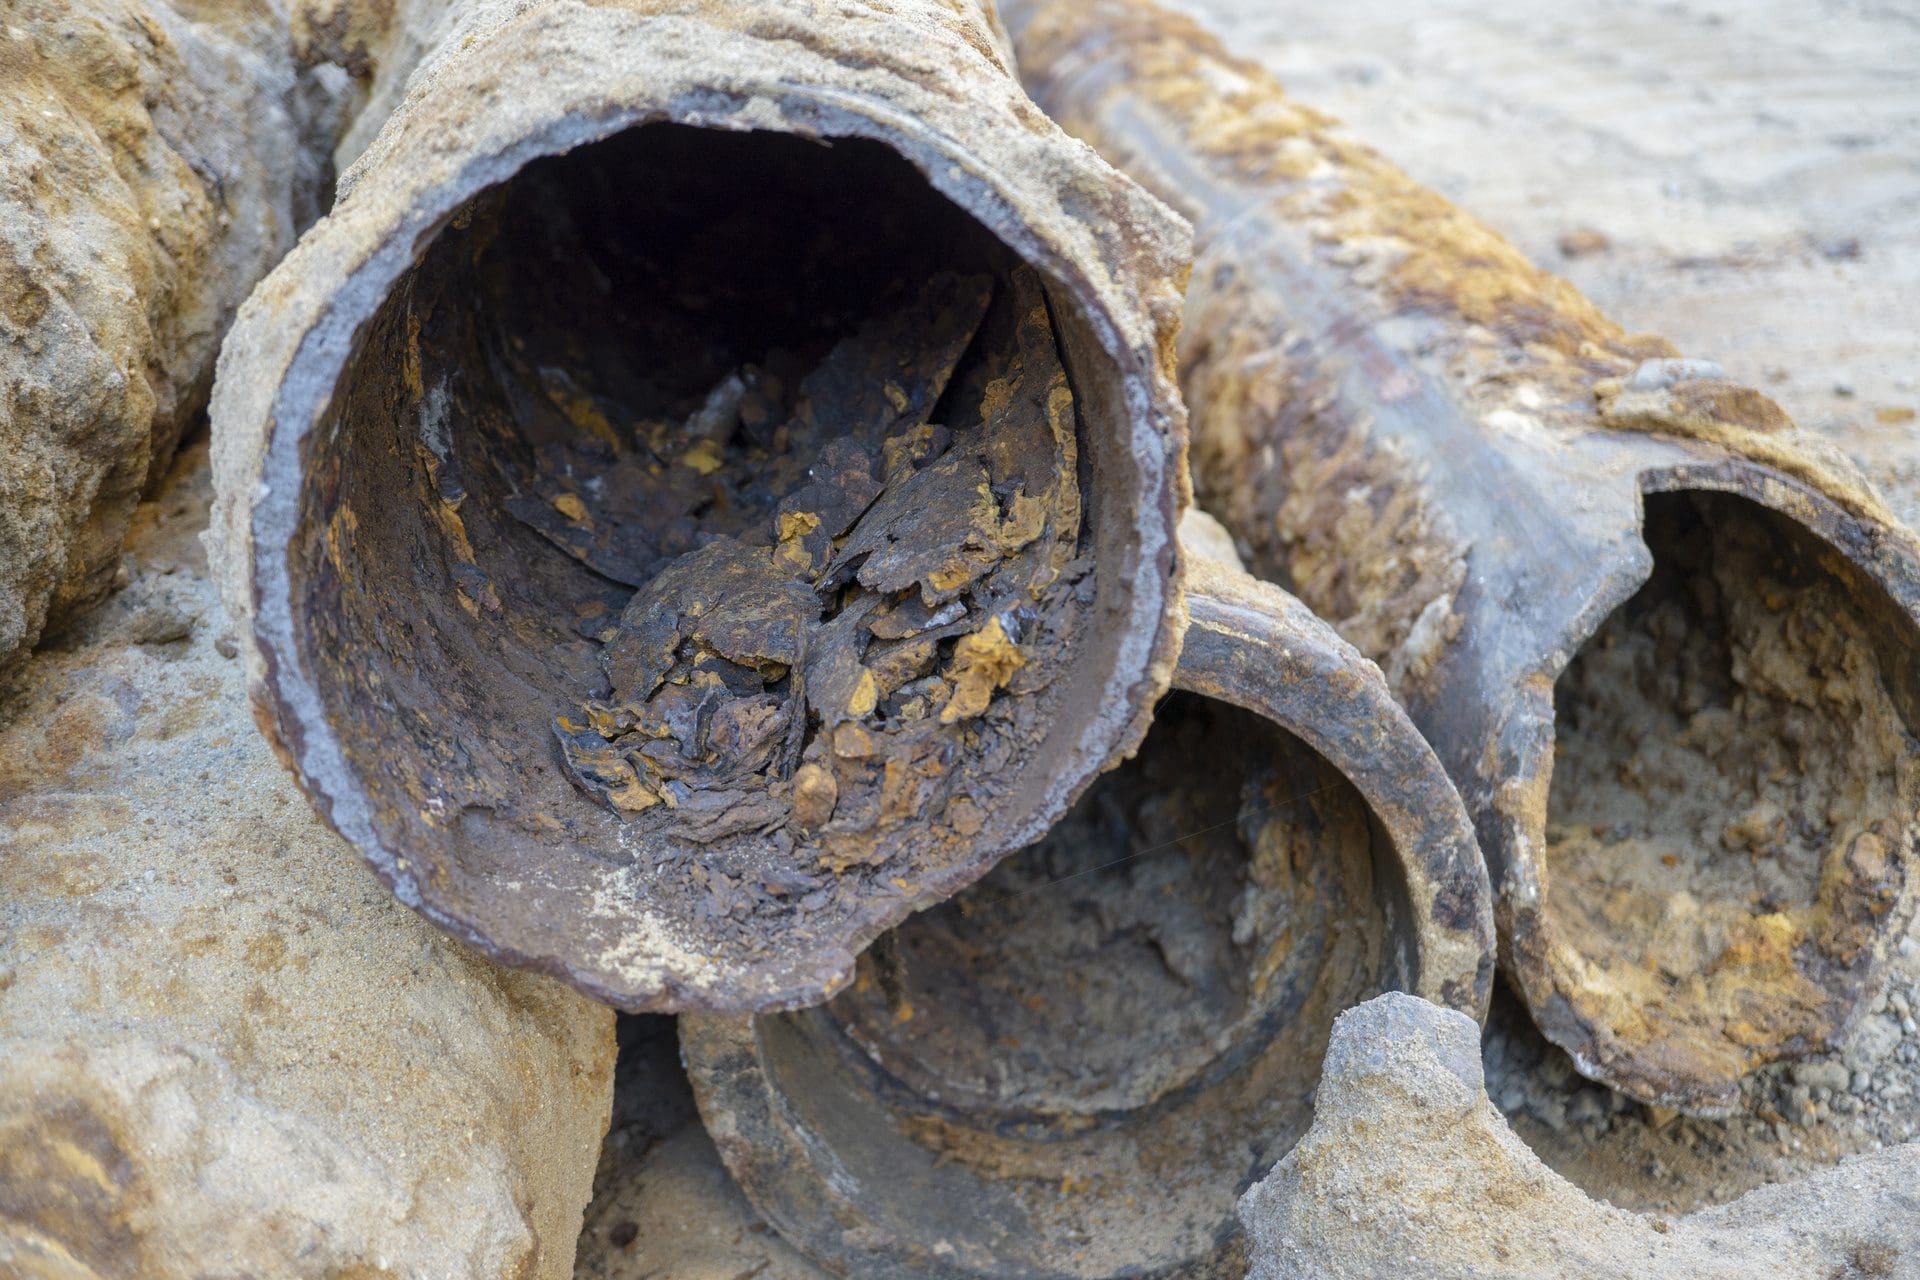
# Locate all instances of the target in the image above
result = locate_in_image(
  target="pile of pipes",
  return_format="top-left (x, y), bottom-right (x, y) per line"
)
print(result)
top-left (5, 1), bottom-right (1919, 1277)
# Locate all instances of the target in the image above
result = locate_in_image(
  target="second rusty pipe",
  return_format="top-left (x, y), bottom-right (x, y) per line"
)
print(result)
top-left (1003, 0), bottom-right (1920, 1115)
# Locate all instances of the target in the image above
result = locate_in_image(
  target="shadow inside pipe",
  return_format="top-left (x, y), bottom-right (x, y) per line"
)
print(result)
top-left (1541, 487), bottom-right (1920, 1104)
top-left (730, 690), bottom-right (1392, 1278)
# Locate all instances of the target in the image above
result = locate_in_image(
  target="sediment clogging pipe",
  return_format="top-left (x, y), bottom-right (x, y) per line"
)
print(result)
top-left (209, 0), bottom-right (1192, 1014)
top-left (1002, 0), bottom-right (1920, 1115)
top-left (682, 524), bottom-right (1495, 1280)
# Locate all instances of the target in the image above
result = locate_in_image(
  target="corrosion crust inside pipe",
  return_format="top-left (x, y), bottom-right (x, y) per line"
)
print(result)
top-left (292, 122), bottom-right (1156, 1009)
top-left (830, 693), bottom-right (1379, 1117)
top-left (1540, 489), bottom-right (1919, 1102)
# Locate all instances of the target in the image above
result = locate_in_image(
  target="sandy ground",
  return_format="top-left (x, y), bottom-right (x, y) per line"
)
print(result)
top-left (1180, 0), bottom-right (1920, 514)
top-left (575, 3), bottom-right (1920, 1273)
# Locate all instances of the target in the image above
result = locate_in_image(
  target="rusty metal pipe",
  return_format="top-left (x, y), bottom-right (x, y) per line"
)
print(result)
top-left (680, 531), bottom-right (1495, 1279)
top-left (1003, 0), bottom-right (1920, 1115)
top-left (209, 0), bottom-right (1191, 1014)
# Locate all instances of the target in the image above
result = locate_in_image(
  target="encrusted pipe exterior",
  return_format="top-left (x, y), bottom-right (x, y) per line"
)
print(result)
top-left (1004, 0), bottom-right (1920, 1114)
top-left (0, 455), bottom-right (615, 1279)
top-left (210, 0), bottom-right (1191, 1014)
top-left (0, 0), bottom-right (332, 677)
top-left (680, 537), bottom-right (1494, 1280)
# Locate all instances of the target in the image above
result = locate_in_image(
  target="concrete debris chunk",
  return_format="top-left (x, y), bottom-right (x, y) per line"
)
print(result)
top-left (1243, 993), bottom-right (1920, 1280)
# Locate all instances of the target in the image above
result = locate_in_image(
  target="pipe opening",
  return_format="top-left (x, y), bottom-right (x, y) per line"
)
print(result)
top-left (1543, 488), bottom-right (1920, 1101)
top-left (291, 123), bottom-right (1153, 1004)
top-left (718, 690), bottom-right (1391, 1277)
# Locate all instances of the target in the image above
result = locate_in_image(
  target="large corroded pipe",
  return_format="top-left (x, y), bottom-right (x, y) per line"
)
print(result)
top-left (680, 531), bottom-right (1495, 1279)
top-left (210, 0), bottom-right (1190, 1014)
top-left (1004, 0), bottom-right (1920, 1115)
top-left (0, 0), bottom-right (332, 677)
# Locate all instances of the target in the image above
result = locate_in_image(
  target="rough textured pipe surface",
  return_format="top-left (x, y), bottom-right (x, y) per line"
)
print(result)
top-left (0, 0), bottom-right (334, 678)
top-left (679, 527), bottom-right (1494, 1280)
top-left (210, 0), bottom-right (1191, 1014)
top-left (0, 447), bottom-right (614, 1280)
top-left (1243, 993), bottom-right (1920, 1280)
top-left (1004, 0), bottom-right (1920, 1115)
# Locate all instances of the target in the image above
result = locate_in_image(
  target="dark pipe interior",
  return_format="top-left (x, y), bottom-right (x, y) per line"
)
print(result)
top-left (290, 124), bottom-right (1147, 1003)
top-left (741, 691), bottom-right (1392, 1277)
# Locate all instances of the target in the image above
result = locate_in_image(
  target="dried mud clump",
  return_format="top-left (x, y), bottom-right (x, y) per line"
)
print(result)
top-left (1243, 992), bottom-right (1920, 1280)
top-left (0, 0), bottom-right (328, 674)
top-left (1542, 490), bottom-right (1920, 1108)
